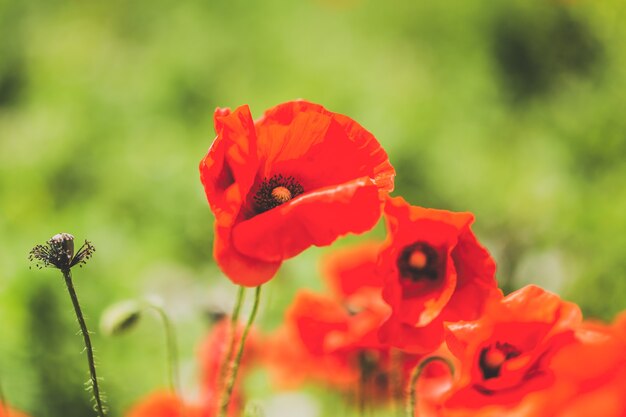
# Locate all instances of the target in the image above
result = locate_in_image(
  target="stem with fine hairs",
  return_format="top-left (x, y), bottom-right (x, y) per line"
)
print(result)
top-left (406, 356), bottom-right (454, 417)
top-left (219, 285), bottom-right (261, 417)
top-left (62, 269), bottom-right (106, 417)
top-left (146, 304), bottom-right (180, 396)
top-left (218, 286), bottom-right (246, 390)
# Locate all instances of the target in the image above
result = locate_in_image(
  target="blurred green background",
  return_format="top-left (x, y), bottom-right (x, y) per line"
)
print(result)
top-left (1, 0), bottom-right (625, 416)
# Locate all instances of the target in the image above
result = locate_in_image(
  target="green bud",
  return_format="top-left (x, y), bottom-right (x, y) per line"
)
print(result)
top-left (100, 300), bottom-right (142, 336)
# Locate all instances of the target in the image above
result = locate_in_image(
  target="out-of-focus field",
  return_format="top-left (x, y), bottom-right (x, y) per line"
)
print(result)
top-left (1, 0), bottom-right (625, 416)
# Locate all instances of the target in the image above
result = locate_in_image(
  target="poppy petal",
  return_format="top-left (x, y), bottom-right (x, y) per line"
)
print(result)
top-left (321, 241), bottom-right (384, 298)
top-left (200, 105), bottom-right (260, 223)
top-left (214, 222), bottom-right (281, 286)
top-left (378, 315), bottom-right (445, 353)
top-left (255, 100), bottom-right (395, 192)
top-left (232, 177), bottom-right (383, 262)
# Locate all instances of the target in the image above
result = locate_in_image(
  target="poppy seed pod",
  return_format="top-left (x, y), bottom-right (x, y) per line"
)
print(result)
top-left (29, 233), bottom-right (95, 271)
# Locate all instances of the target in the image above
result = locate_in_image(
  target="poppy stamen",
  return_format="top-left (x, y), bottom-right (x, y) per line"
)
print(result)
top-left (397, 242), bottom-right (440, 282)
top-left (271, 186), bottom-right (292, 203)
top-left (253, 174), bottom-right (304, 214)
top-left (479, 342), bottom-right (521, 380)
top-left (408, 250), bottom-right (428, 269)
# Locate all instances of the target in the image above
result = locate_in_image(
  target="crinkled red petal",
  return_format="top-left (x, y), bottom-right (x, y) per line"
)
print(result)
top-left (321, 241), bottom-right (384, 298)
top-left (378, 314), bottom-right (445, 354)
top-left (232, 177), bottom-right (383, 262)
top-left (254, 100), bottom-right (395, 193)
top-left (213, 222), bottom-right (281, 286)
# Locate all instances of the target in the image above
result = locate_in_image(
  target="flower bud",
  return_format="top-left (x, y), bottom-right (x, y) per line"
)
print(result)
top-left (100, 300), bottom-right (143, 336)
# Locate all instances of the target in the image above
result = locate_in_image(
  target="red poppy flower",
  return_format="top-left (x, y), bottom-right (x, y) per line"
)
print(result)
top-left (377, 196), bottom-right (499, 353)
top-left (540, 315), bottom-right (626, 417)
top-left (263, 319), bottom-right (357, 390)
top-left (262, 295), bottom-right (352, 390)
top-left (440, 285), bottom-right (582, 413)
top-left (0, 403), bottom-right (30, 417)
top-left (264, 243), bottom-right (422, 406)
top-left (279, 293), bottom-right (422, 404)
top-left (199, 100), bottom-right (395, 286)
top-left (264, 289), bottom-right (389, 392)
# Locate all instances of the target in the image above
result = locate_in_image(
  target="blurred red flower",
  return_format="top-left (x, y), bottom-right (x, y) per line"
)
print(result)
top-left (378, 196), bottom-right (499, 353)
top-left (0, 403), bottom-right (30, 417)
top-left (263, 309), bottom-right (358, 391)
top-left (540, 314), bottom-right (626, 417)
top-left (321, 241), bottom-right (385, 297)
top-left (440, 285), bottom-right (582, 414)
top-left (196, 317), bottom-right (259, 417)
top-left (126, 392), bottom-right (203, 417)
top-left (199, 100), bottom-right (395, 286)
top-left (264, 243), bottom-right (422, 405)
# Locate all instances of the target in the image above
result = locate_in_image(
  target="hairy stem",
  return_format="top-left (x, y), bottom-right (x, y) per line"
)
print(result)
top-left (62, 269), bottom-right (106, 417)
top-left (390, 348), bottom-right (403, 416)
top-left (406, 356), bottom-right (453, 417)
top-left (218, 286), bottom-right (246, 390)
top-left (147, 304), bottom-right (180, 396)
top-left (219, 286), bottom-right (261, 417)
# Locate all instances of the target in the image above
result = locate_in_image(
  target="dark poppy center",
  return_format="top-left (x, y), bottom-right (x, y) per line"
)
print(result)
top-left (479, 342), bottom-right (521, 380)
top-left (253, 174), bottom-right (304, 214)
top-left (357, 350), bottom-right (381, 379)
top-left (396, 241), bottom-right (440, 282)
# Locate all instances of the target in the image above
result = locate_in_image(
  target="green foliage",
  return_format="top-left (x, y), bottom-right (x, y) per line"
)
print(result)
top-left (1, 0), bottom-right (625, 415)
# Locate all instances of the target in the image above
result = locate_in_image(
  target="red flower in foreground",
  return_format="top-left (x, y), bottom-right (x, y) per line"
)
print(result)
top-left (541, 315), bottom-right (626, 417)
top-left (440, 285), bottom-right (582, 415)
top-left (433, 307), bottom-right (626, 417)
top-left (199, 100), bottom-right (395, 286)
top-left (378, 196), bottom-right (499, 353)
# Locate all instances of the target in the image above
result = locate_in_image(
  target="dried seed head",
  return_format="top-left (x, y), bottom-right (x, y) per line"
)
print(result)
top-left (29, 233), bottom-right (95, 271)
top-left (51, 232), bottom-right (75, 258)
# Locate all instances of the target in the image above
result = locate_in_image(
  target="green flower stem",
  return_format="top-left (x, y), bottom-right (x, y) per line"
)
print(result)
top-left (219, 286), bottom-right (246, 388)
top-left (406, 356), bottom-right (453, 417)
top-left (357, 369), bottom-right (365, 415)
top-left (62, 269), bottom-right (106, 417)
top-left (146, 304), bottom-right (180, 396)
top-left (219, 285), bottom-right (262, 417)
top-left (390, 348), bottom-right (403, 416)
